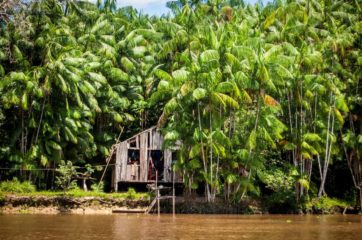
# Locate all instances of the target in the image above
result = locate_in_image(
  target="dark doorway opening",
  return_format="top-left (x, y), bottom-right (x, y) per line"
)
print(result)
top-left (148, 150), bottom-right (164, 181)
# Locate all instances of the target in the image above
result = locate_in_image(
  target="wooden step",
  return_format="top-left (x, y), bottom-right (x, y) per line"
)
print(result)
top-left (112, 209), bottom-right (146, 213)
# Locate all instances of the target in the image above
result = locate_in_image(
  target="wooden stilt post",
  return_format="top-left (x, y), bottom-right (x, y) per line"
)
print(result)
top-left (156, 171), bottom-right (160, 216)
top-left (172, 169), bottom-right (175, 216)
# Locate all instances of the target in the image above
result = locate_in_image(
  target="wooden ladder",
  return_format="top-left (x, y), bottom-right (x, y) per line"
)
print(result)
top-left (145, 172), bottom-right (175, 215)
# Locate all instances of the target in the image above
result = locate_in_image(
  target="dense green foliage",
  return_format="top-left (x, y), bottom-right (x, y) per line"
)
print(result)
top-left (0, 0), bottom-right (361, 211)
top-left (55, 160), bottom-right (78, 192)
top-left (0, 178), bottom-right (36, 193)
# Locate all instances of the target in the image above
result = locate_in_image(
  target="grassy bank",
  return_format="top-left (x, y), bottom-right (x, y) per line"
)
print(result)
top-left (0, 190), bottom-right (150, 215)
top-left (0, 178), bottom-right (149, 200)
top-left (0, 179), bottom-right (151, 214)
top-left (0, 189), bottom-right (149, 200)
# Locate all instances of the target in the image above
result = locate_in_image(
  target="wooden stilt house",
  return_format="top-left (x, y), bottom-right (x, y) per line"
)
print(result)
top-left (109, 126), bottom-right (181, 192)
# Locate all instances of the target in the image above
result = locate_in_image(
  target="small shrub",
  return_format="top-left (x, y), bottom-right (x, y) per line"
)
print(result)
top-left (307, 196), bottom-right (349, 214)
top-left (259, 167), bottom-right (298, 213)
top-left (264, 191), bottom-right (298, 213)
top-left (55, 160), bottom-right (78, 192)
top-left (0, 178), bottom-right (36, 193)
top-left (91, 182), bottom-right (104, 193)
top-left (126, 188), bottom-right (137, 200)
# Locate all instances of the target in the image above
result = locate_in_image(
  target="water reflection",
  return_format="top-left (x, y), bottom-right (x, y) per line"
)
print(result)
top-left (0, 214), bottom-right (361, 240)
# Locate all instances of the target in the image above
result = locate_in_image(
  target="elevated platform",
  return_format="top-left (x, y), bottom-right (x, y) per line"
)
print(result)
top-left (116, 180), bottom-right (183, 193)
top-left (112, 209), bottom-right (146, 214)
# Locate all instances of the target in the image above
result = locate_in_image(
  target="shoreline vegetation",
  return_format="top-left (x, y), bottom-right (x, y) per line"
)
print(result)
top-left (0, 180), bottom-right (357, 215)
top-left (0, 191), bottom-right (355, 215)
top-left (0, 0), bottom-right (361, 216)
top-left (0, 191), bottom-right (150, 215)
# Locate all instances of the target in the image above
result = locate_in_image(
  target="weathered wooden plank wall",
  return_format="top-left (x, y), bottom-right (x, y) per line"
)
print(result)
top-left (152, 129), bottom-right (163, 149)
top-left (140, 131), bottom-right (148, 181)
top-left (119, 142), bottom-right (128, 181)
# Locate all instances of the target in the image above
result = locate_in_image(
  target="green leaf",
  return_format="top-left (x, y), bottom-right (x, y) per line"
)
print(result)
top-left (216, 82), bottom-right (233, 93)
top-left (121, 57), bottom-right (135, 72)
top-left (247, 130), bottom-right (257, 150)
top-left (10, 72), bottom-right (27, 82)
top-left (192, 88), bottom-right (207, 100)
top-left (334, 109), bottom-right (344, 124)
top-left (232, 46), bottom-right (256, 62)
top-left (303, 133), bottom-right (322, 142)
top-left (132, 46), bottom-right (147, 58)
top-left (72, 111), bottom-right (81, 119)
top-left (275, 64), bottom-right (293, 78)
top-left (164, 131), bottom-right (179, 141)
top-left (158, 80), bottom-right (170, 91)
top-left (99, 146), bottom-right (110, 156)
top-left (298, 178), bottom-right (310, 190)
top-left (358, 135), bottom-right (362, 144)
top-left (188, 159), bottom-right (201, 169)
top-left (211, 92), bottom-right (239, 109)
top-left (262, 127), bottom-right (276, 148)
top-left (48, 141), bottom-right (62, 151)
top-left (264, 45), bottom-right (282, 61)
top-left (65, 117), bottom-right (78, 131)
top-left (336, 97), bottom-right (349, 112)
top-left (67, 70), bottom-right (81, 82)
top-left (88, 72), bottom-right (107, 84)
top-left (154, 69), bottom-right (172, 81)
top-left (226, 174), bottom-right (237, 184)
top-left (64, 126), bottom-right (77, 144)
top-left (225, 53), bottom-right (240, 68)
top-left (164, 97), bottom-right (178, 115)
top-left (91, 19), bottom-right (109, 33)
top-left (63, 57), bottom-right (86, 66)
top-left (109, 68), bottom-right (129, 82)
top-left (12, 45), bottom-right (23, 60)
top-left (40, 155), bottom-right (48, 167)
top-left (263, 9), bottom-right (278, 29)
top-left (283, 42), bottom-right (299, 56)
top-left (172, 69), bottom-right (189, 83)
top-left (189, 144), bottom-right (201, 159)
top-left (113, 113), bottom-right (123, 123)
top-left (57, 74), bottom-right (68, 93)
top-left (21, 93), bottom-right (28, 110)
top-left (200, 49), bottom-right (219, 63)
top-left (28, 146), bottom-right (39, 160)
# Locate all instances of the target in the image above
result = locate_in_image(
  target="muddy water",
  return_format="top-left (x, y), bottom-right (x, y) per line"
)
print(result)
top-left (0, 214), bottom-right (361, 240)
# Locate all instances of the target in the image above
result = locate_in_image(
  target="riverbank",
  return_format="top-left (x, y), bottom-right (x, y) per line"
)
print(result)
top-left (1, 192), bottom-right (357, 215)
top-left (0, 191), bottom-right (150, 214)
top-left (0, 194), bottom-right (264, 215)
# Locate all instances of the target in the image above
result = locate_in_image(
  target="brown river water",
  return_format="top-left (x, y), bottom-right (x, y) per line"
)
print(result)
top-left (0, 214), bottom-right (361, 240)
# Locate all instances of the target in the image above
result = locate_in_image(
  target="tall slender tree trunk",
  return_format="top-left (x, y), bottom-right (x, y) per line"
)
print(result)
top-left (35, 98), bottom-right (46, 144)
top-left (209, 106), bottom-right (214, 201)
top-left (240, 91), bottom-right (261, 199)
top-left (300, 83), bottom-right (305, 197)
top-left (318, 96), bottom-right (335, 197)
top-left (287, 90), bottom-right (296, 166)
top-left (358, 187), bottom-right (362, 212)
top-left (198, 103), bottom-right (210, 201)
top-left (21, 109), bottom-right (24, 155)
